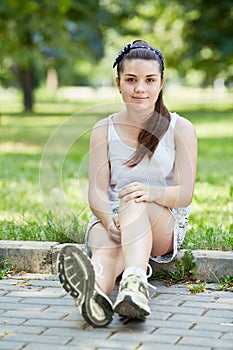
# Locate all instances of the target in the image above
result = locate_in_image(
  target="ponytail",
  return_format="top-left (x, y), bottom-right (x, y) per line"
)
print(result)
top-left (125, 90), bottom-right (170, 167)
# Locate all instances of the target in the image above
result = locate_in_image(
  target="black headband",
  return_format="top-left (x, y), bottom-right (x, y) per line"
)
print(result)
top-left (113, 44), bottom-right (164, 74)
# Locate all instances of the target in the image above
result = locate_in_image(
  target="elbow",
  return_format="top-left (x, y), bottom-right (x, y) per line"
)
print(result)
top-left (183, 197), bottom-right (192, 207)
top-left (180, 190), bottom-right (194, 207)
top-left (174, 186), bottom-right (194, 208)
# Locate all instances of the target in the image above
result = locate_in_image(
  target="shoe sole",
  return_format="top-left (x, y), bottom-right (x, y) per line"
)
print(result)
top-left (57, 244), bottom-right (113, 327)
top-left (114, 295), bottom-right (150, 320)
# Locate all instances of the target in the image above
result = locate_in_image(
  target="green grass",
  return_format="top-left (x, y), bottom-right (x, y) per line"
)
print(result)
top-left (0, 87), bottom-right (232, 250)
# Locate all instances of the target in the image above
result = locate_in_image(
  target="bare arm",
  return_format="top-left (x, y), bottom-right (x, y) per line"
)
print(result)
top-left (118, 116), bottom-right (197, 208)
top-left (88, 118), bottom-right (121, 240)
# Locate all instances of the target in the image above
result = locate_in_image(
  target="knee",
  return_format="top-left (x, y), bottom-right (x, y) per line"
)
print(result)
top-left (119, 199), bottom-right (148, 223)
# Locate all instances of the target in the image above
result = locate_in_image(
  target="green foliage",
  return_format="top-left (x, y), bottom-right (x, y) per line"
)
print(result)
top-left (0, 260), bottom-right (11, 279)
top-left (0, 0), bottom-right (104, 110)
top-left (100, 0), bottom-right (233, 85)
top-left (0, 212), bottom-right (86, 244)
top-left (187, 282), bottom-right (206, 294)
top-left (174, 0), bottom-right (233, 84)
top-left (187, 276), bottom-right (233, 293)
top-left (168, 250), bottom-right (196, 282)
top-left (215, 275), bottom-right (233, 291)
top-left (1, 0), bottom-right (233, 110)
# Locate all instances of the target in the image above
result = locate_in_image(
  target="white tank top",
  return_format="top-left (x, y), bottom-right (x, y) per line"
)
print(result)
top-left (107, 112), bottom-right (178, 208)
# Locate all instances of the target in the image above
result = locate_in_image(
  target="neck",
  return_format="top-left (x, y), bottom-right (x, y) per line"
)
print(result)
top-left (124, 104), bottom-right (154, 126)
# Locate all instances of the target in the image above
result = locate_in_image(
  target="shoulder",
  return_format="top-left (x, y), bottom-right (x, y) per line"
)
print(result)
top-left (93, 116), bottom-right (109, 130)
top-left (90, 117), bottom-right (109, 148)
top-left (173, 114), bottom-right (197, 145)
top-left (174, 114), bottom-right (196, 135)
top-left (91, 117), bottom-right (109, 138)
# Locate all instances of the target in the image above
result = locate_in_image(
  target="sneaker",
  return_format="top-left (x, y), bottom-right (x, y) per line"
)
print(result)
top-left (57, 244), bottom-right (113, 327)
top-left (113, 273), bottom-right (151, 319)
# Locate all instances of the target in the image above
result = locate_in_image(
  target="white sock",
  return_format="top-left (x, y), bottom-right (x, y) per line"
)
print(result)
top-left (122, 266), bottom-right (147, 280)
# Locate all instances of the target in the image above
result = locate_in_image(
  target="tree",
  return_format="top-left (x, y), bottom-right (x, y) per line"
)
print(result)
top-left (98, 0), bottom-right (233, 85)
top-left (95, 0), bottom-right (188, 84)
top-left (0, 0), bottom-right (103, 111)
top-left (173, 0), bottom-right (233, 84)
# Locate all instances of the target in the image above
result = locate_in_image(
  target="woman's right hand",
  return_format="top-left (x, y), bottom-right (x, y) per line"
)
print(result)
top-left (106, 216), bottom-right (121, 243)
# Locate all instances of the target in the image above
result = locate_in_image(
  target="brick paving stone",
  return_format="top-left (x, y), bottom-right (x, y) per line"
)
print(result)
top-left (23, 318), bottom-right (85, 328)
top-left (216, 297), bottom-right (233, 304)
top-left (108, 331), bottom-right (180, 344)
top-left (153, 320), bottom-right (194, 329)
top-left (2, 310), bottom-right (67, 319)
top-left (155, 327), bottom-right (222, 338)
top-left (23, 345), bottom-right (91, 350)
top-left (42, 305), bottom-right (79, 314)
top-left (0, 340), bottom-right (28, 350)
top-left (168, 314), bottom-right (232, 324)
top-left (204, 309), bottom-right (233, 318)
top-left (151, 284), bottom-right (190, 295)
top-left (150, 304), bottom-right (206, 316)
top-left (69, 337), bottom-right (145, 349)
top-left (0, 285), bottom-right (41, 293)
top-left (44, 327), bottom-right (112, 339)
top-left (182, 300), bottom-right (233, 310)
top-left (0, 316), bottom-right (26, 325)
top-left (160, 294), bottom-right (219, 302)
top-left (0, 324), bottom-right (45, 334)
top-left (108, 318), bottom-right (157, 333)
top-left (13, 279), bottom-right (60, 288)
top-left (178, 336), bottom-right (233, 348)
top-left (0, 290), bottom-right (7, 296)
top-left (0, 302), bottom-right (46, 312)
top-left (151, 298), bottom-right (182, 307)
top-left (221, 333), bottom-right (233, 340)
top-left (139, 344), bottom-right (212, 350)
top-left (193, 322), bottom-right (233, 332)
top-left (1, 290), bottom-right (44, 298)
top-left (143, 343), bottom-right (213, 350)
top-left (19, 296), bottom-right (74, 306)
top-left (2, 333), bottom-right (72, 345)
top-left (0, 296), bottom-right (23, 303)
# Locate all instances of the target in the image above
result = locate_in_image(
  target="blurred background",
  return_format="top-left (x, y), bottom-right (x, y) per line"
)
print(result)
top-left (0, 0), bottom-right (232, 111)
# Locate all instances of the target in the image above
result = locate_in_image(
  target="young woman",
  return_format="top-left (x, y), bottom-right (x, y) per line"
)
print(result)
top-left (57, 40), bottom-right (197, 327)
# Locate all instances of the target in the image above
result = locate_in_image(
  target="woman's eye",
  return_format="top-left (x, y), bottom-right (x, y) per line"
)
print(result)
top-left (127, 78), bottom-right (135, 82)
top-left (147, 78), bottom-right (156, 83)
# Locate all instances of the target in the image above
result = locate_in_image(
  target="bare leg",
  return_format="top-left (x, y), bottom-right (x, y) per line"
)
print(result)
top-left (119, 199), bottom-right (152, 271)
top-left (88, 223), bottom-right (124, 295)
top-left (88, 201), bottom-right (174, 295)
top-left (113, 199), bottom-right (175, 319)
top-left (119, 199), bottom-right (175, 270)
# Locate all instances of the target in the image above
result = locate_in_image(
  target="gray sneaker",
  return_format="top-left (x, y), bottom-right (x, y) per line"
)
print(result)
top-left (57, 244), bottom-right (113, 327)
top-left (113, 273), bottom-right (151, 319)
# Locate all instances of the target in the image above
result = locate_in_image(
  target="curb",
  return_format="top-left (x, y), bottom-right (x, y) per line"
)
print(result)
top-left (0, 240), bottom-right (232, 282)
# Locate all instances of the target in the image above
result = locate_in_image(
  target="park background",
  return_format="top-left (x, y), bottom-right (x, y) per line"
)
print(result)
top-left (0, 0), bottom-right (232, 251)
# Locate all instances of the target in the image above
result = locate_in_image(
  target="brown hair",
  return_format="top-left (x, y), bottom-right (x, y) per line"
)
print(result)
top-left (115, 39), bottom-right (170, 167)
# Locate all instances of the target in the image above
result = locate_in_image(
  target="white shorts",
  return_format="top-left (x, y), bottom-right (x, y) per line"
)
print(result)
top-left (84, 206), bottom-right (191, 264)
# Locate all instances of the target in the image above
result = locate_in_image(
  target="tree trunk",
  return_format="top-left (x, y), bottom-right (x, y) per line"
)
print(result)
top-left (19, 66), bottom-right (34, 112)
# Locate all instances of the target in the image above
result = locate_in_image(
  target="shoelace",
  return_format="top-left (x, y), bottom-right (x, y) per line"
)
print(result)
top-left (138, 263), bottom-right (157, 291)
top-left (92, 261), bottom-right (104, 279)
top-left (146, 264), bottom-right (157, 291)
top-left (92, 261), bottom-right (157, 291)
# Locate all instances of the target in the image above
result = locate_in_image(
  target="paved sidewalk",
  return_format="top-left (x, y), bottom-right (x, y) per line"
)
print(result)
top-left (0, 274), bottom-right (232, 350)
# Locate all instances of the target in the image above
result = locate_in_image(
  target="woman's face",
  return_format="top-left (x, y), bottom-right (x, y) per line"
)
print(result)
top-left (116, 59), bottom-right (164, 113)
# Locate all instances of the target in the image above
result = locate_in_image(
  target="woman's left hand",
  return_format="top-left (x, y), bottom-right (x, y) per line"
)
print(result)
top-left (118, 182), bottom-right (155, 203)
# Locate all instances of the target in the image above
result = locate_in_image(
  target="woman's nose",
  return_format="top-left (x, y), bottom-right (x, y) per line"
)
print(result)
top-left (134, 80), bottom-right (145, 92)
